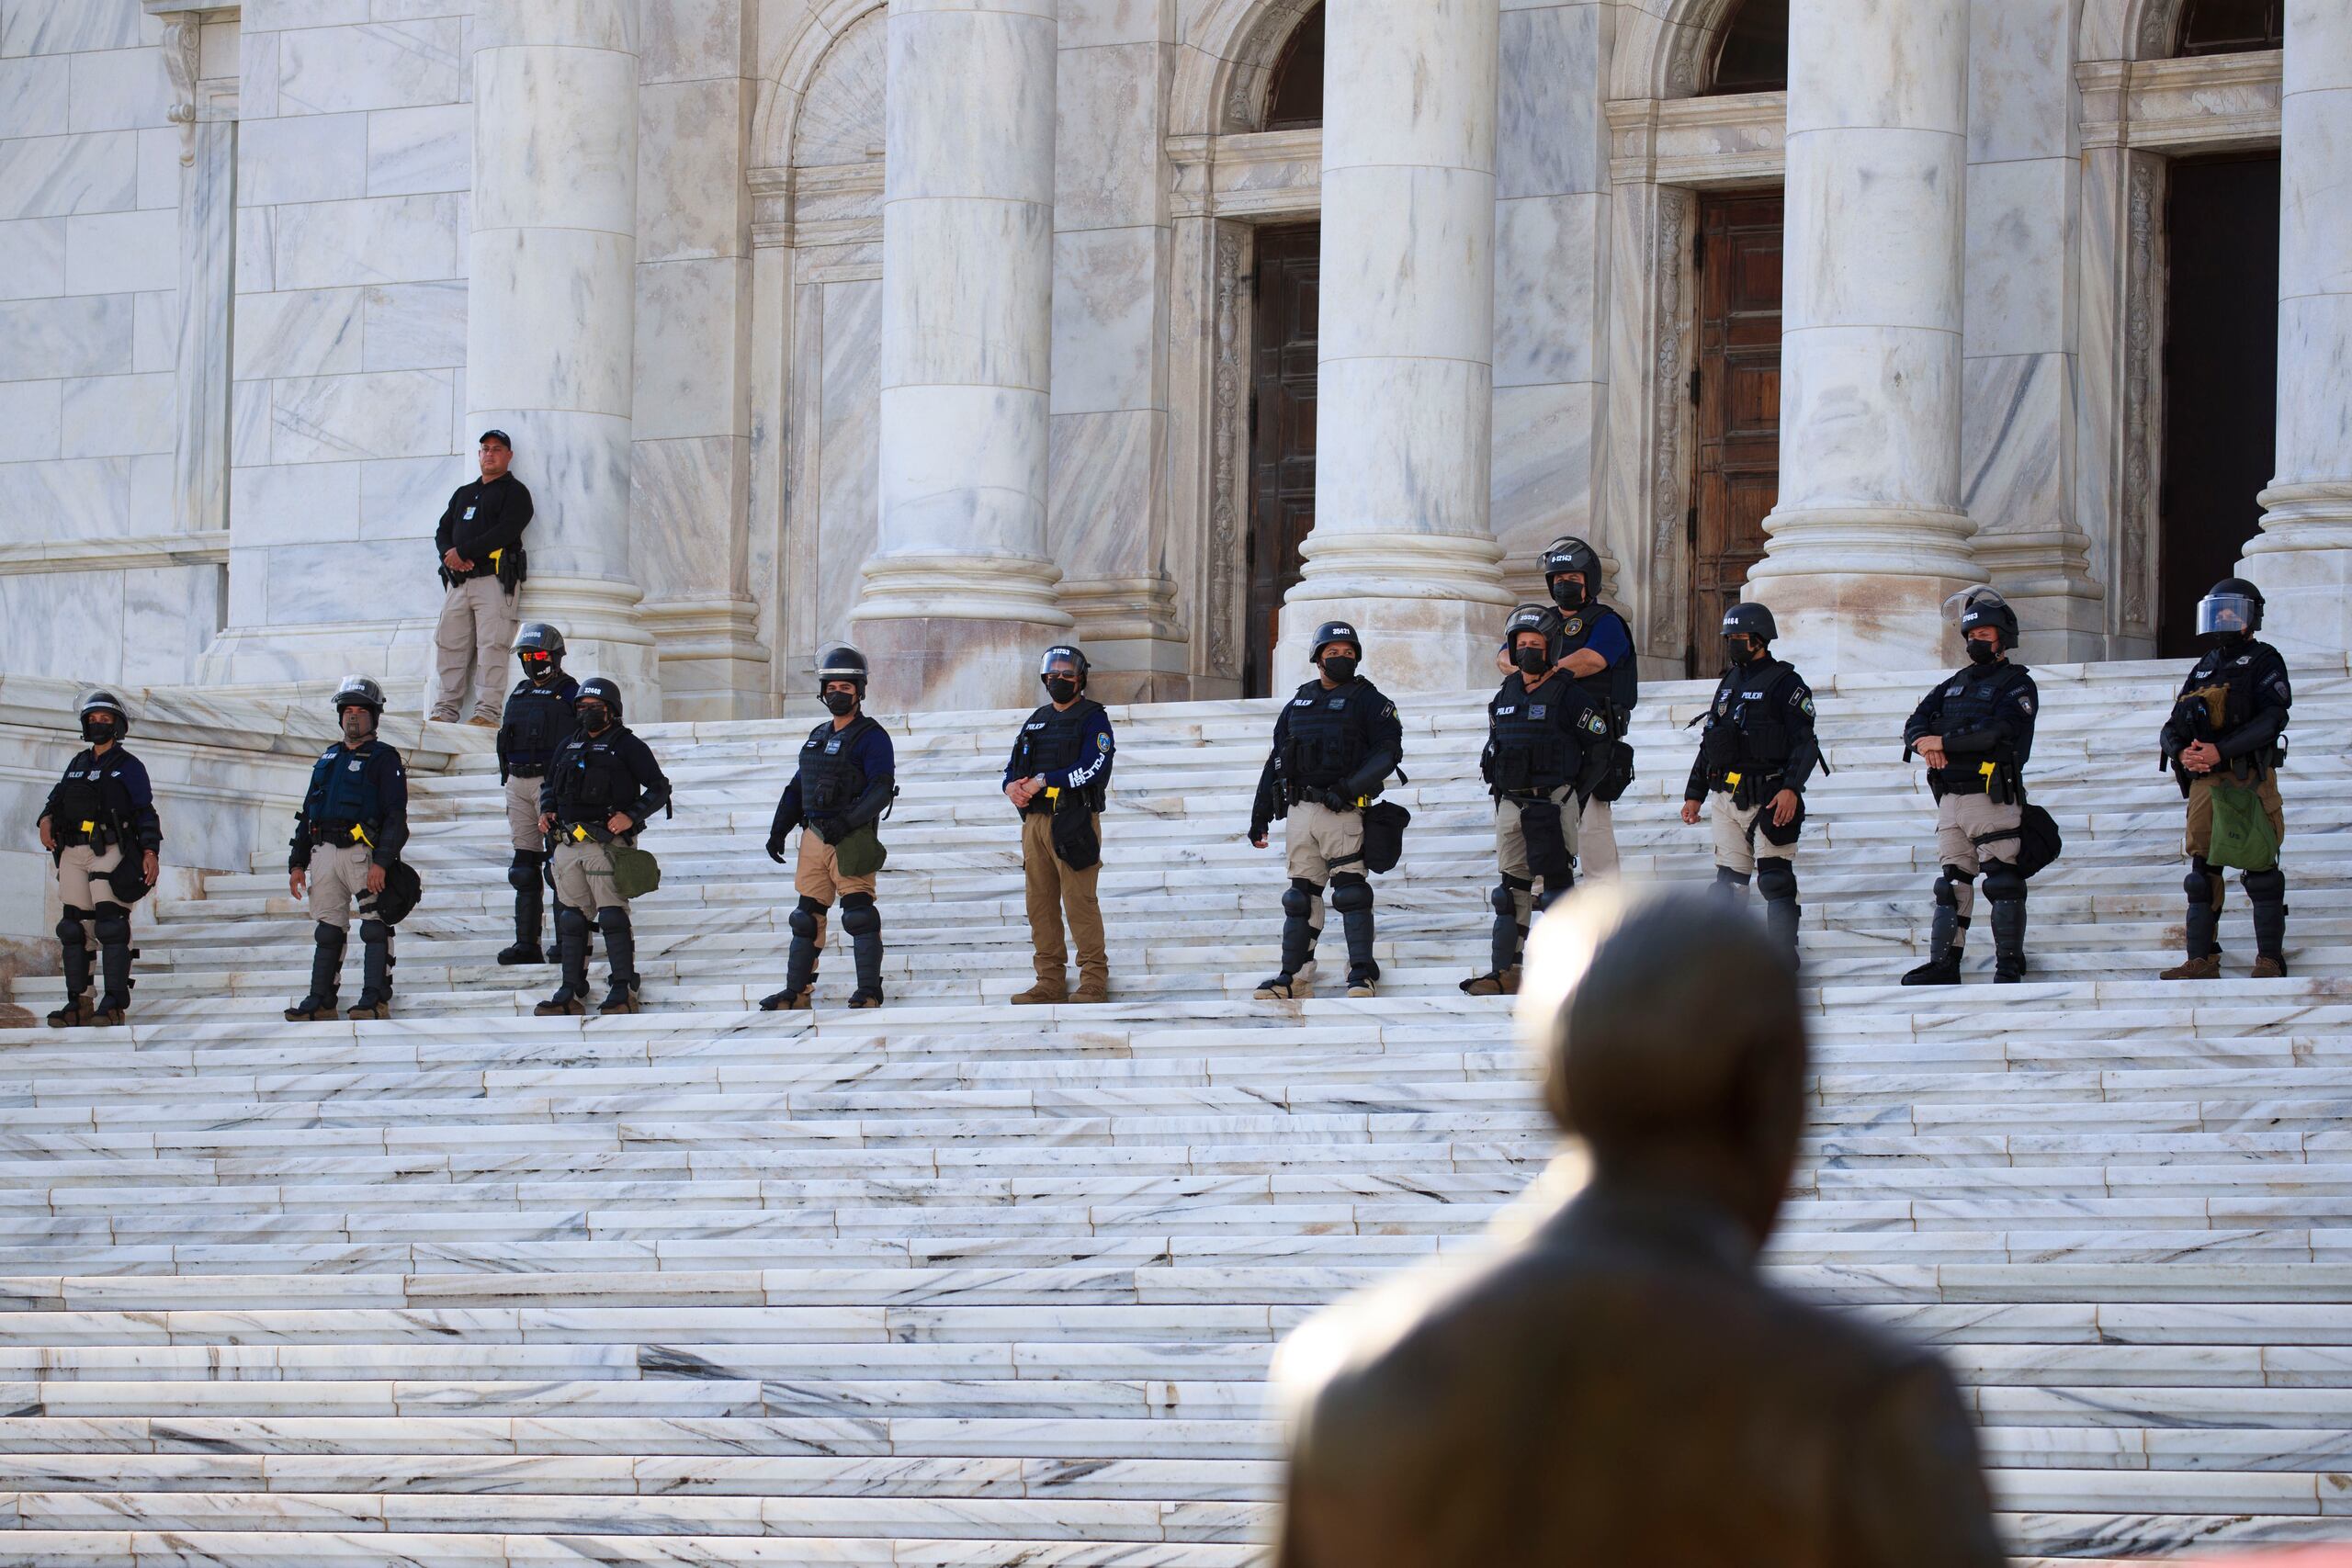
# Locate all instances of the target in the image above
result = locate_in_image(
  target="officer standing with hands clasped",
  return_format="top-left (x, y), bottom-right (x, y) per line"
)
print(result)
top-left (493, 623), bottom-right (577, 966)
top-left (431, 430), bottom-right (534, 728)
top-left (1680, 603), bottom-right (1820, 964)
top-left (762, 648), bottom-right (898, 1011)
top-left (1248, 621), bottom-right (1404, 1000)
top-left (37, 690), bottom-right (161, 1027)
top-left (286, 677), bottom-right (410, 1021)
top-left (1901, 591), bottom-right (2040, 986)
top-left (1462, 606), bottom-right (1612, 996)
top-left (534, 677), bottom-right (670, 1017)
top-left (1535, 537), bottom-right (1639, 880)
top-left (1005, 646), bottom-right (1115, 1006)
top-left (2158, 578), bottom-right (2292, 979)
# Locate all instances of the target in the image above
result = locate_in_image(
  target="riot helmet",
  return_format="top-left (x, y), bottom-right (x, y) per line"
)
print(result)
top-left (332, 675), bottom-right (386, 717)
top-left (1307, 621), bottom-right (1363, 666)
top-left (816, 645), bottom-right (870, 696)
top-left (2195, 578), bottom-right (2265, 644)
top-left (514, 622), bottom-right (567, 682)
top-left (574, 675), bottom-right (623, 728)
top-left (1504, 604), bottom-right (1556, 676)
top-left (1946, 587), bottom-right (2019, 655)
top-left (1040, 644), bottom-right (1089, 704)
top-left (1720, 602), bottom-right (1777, 665)
top-left (1541, 536), bottom-right (1604, 612)
top-left (76, 688), bottom-right (130, 744)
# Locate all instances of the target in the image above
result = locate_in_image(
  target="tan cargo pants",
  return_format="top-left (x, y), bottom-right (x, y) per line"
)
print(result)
top-left (432, 575), bottom-right (518, 724)
top-left (1022, 810), bottom-right (1105, 988)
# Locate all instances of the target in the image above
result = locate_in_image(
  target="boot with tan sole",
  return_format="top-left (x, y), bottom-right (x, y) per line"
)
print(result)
top-left (1071, 977), bottom-right (1110, 1005)
top-left (1012, 976), bottom-right (1068, 1006)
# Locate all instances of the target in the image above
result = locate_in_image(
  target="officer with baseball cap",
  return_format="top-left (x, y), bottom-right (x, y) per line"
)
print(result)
top-left (429, 429), bottom-right (534, 727)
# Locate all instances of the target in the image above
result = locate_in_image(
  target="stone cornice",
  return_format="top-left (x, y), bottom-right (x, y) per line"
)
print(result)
top-left (1169, 128), bottom-right (1321, 220)
top-left (2078, 50), bottom-right (2281, 152)
top-left (1609, 90), bottom-right (1786, 190)
top-left (0, 532), bottom-right (230, 577)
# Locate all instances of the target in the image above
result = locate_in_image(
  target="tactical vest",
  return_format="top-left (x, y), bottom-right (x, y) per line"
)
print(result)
top-left (1556, 605), bottom-right (1639, 735)
top-left (1281, 681), bottom-right (1369, 797)
top-left (2179, 642), bottom-right (2278, 744)
top-left (48, 749), bottom-right (135, 848)
top-left (551, 728), bottom-right (642, 824)
top-left (1012, 699), bottom-right (1109, 813)
top-left (1706, 660), bottom-right (1801, 781)
top-left (1928, 663), bottom-right (2030, 796)
top-left (1487, 675), bottom-right (1582, 797)
top-left (500, 676), bottom-right (577, 774)
top-left (798, 715), bottom-right (877, 819)
top-left (304, 743), bottom-right (391, 838)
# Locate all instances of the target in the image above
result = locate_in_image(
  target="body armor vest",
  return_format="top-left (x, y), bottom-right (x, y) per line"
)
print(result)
top-left (798, 716), bottom-right (876, 819)
top-left (303, 744), bottom-right (391, 837)
top-left (1556, 605), bottom-right (1639, 735)
top-left (1487, 674), bottom-right (1582, 796)
top-left (47, 750), bottom-right (137, 848)
top-left (551, 729), bottom-right (641, 824)
top-left (1704, 661), bottom-right (1801, 781)
top-left (1012, 699), bottom-right (1109, 813)
top-left (1281, 682), bottom-right (1370, 797)
top-left (500, 676), bottom-right (578, 774)
top-left (1928, 663), bottom-right (2030, 797)
top-left (2174, 640), bottom-right (2288, 779)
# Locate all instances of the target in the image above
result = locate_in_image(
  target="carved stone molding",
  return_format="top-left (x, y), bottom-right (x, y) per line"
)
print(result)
top-left (2077, 52), bottom-right (2281, 152)
top-left (1206, 223), bottom-right (1249, 678)
top-left (1646, 188), bottom-right (1691, 660)
top-left (1219, 0), bottom-right (1318, 133)
top-left (1169, 129), bottom-right (1322, 222)
top-left (2120, 158), bottom-right (2161, 637)
top-left (1608, 91), bottom-right (1784, 191)
top-left (161, 16), bottom-right (200, 164)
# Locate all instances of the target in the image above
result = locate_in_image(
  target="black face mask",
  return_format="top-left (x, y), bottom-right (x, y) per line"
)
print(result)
top-left (1045, 677), bottom-right (1080, 705)
top-left (81, 717), bottom-right (118, 744)
top-left (1965, 640), bottom-right (1999, 667)
top-left (1724, 637), bottom-right (1759, 667)
top-left (1512, 646), bottom-right (1548, 677)
top-left (579, 705), bottom-right (612, 731)
top-left (523, 658), bottom-right (558, 684)
top-left (821, 690), bottom-right (857, 716)
top-left (1320, 656), bottom-right (1359, 684)
top-left (1549, 578), bottom-right (1588, 612)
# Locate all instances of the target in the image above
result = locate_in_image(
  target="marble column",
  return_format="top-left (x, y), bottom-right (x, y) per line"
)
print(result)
top-left (466, 0), bottom-right (656, 696)
top-left (1748, 0), bottom-right (1983, 671)
top-left (1275, 0), bottom-right (1514, 690)
top-left (850, 0), bottom-right (1071, 713)
top-left (2244, 0), bottom-right (2352, 652)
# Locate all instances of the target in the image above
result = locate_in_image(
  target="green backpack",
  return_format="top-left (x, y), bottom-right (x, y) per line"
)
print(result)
top-left (2204, 780), bottom-right (2280, 873)
top-left (607, 844), bottom-right (662, 900)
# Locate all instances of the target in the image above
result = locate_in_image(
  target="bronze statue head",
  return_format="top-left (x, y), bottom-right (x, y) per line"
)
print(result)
top-left (1516, 886), bottom-right (1809, 1247)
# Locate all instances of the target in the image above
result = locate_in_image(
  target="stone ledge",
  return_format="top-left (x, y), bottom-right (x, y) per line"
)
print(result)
top-left (0, 535), bottom-right (232, 579)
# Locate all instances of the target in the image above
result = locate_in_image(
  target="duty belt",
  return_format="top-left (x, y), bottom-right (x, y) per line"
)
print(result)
top-left (311, 819), bottom-right (374, 848)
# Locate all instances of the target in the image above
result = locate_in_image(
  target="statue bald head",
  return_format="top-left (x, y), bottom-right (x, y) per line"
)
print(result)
top-left (1517, 886), bottom-right (1809, 1241)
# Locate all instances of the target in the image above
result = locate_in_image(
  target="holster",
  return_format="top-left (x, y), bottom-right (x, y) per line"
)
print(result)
top-left (1049, 798), bottom-right (1101, 872)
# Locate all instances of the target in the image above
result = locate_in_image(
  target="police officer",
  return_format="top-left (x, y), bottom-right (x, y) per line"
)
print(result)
top-left (1537, 537), bottom-right (1638, 880)
top-left (533, 677), bottom-right (670, 1017)
top-left (430, 430), bottom-right (534, 727)
top-left (1679, 603), bottom-right (1820, 964)
top-left (1247, 621), bottom-right (1404, 1000)
top-left (1462, 607), bottom-right (1612, 996)
top-left (1900, 591), bottom-right (2040, 986)
top-left (2158, 578), bottom-right (2292, 979)
top-left (286, 677), bottom-right (410, 1021)
top-left (762, 648), bottom-right (897, 1011)
top-left (493, 623), bottom-right (577, 965)
top-left (1004, 646), bottom-right (1115, 1006)
top-left (36, 691), bottom-right (161, 1028)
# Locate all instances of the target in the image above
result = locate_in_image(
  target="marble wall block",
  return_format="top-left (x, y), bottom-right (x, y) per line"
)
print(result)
top-left (634, 258), bottom-right (751, 442)
top-left (1, 0), bottom-right (144, 59)
top-left (240, 28), bottom-right (281, 121)
top-left (644, 0), bottom-right (743, 83)
top-left (358, 454), bottom-right (460, 540)
top-left (0, 571), bottom-right (123, 676)
top-left (0, 58), bottom-right (72, 141)
top-left (0, 456), bottom-right (133, 540)
top-left (0, 379), bottom-right (62, 464)
top-left (59, 370), bottom-right (173, 457)
top-left (268, 367), bottom-right (454, 464)
top-left (0, 294), bottom-right (134, 379)
top-left (65, 45), bottom-right (174, 134)
top-left (1050, 226), bottom-right (1163, 417)
top-left (0, 217), bottom-right (68, 299)
top-left (262, 537), bottom-right (440, 623)
top-left (270, 191), bottom-right (466, 290)
top-left (277, 19), bottom-right (463, 116)
top-left (360, 279), bottom-right (466, 372)
top-left (639, 76), bottom-right (752, 263)
top-left (119, 565), bottom-right (226, 685)
top-left (1050, 407), bottom-right (1160, 578)
top-left (1055, 39), bottom-right (1159, 232)
top-left (816, 277), bottom-right (880, 650)
top-left (232, 458), bottom-right (363, 546)
top-left (61, 208), bottom-right (176, 296)
top-left (1497, 3), bottom-right (1604, 202)
top-left (0, 130), bottom-right (139, 220)
top-left (366, 104), bottom-right (471, 197)
top-left (234, 288), bottom-right (362, 381)
top-left (1493, 192), bottom-right (1602, 391)
top-left (632, 434), bottom-right (747, 598)
top-left (1964, 157), bottom-right (2075, 363)
top-left (131, 288), bottom-right (175, 373)
top-left (133, 125), bottom-right (179, 210)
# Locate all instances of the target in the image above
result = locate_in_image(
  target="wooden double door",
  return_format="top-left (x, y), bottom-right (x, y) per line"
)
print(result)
top-left (1688, 190), bottom-right (1784, 673)
top-left (1247, 223), bottom-right (1320, 700)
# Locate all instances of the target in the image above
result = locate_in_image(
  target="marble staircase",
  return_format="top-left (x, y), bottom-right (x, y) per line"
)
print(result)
top-left (0, 657), bottom-right (2347, 1563)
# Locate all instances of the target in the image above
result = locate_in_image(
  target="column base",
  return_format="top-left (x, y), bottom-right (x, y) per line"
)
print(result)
top-left (514, 576), bottom-right (659, 708)
top-left (2243, 483), bottom-right (2352, 656)
top-left (1057, 575), bottom-right (1194, 705)
top-left (639, 597), bottom-right (774, 721)
top-left (1971, 527), bottom-right (2109, 664)
top-left (1273, 534), bottom-right (1520, 693)
top-left (1747, 505), bottom-right (1982, 671)
top-left (848, 553), bottom-right (1073, 712)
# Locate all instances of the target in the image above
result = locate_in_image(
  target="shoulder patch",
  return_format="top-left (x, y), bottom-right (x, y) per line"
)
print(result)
top-left (1581, 711), bottom-right (1609, 736)
top-left (1797, 694), bottom-right (1815, 716)
top-left (1096, 732), bottom-right (1111, 753)
top-left (2017, 695), bottom-right (2035, 714)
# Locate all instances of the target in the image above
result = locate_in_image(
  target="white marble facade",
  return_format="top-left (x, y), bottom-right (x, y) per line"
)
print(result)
top-left (0, 0), bottom-right (2344, 711)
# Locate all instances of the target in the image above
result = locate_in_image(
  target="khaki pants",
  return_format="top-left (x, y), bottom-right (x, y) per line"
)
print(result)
top-left (1496, 786), bottom-right (1577, 935)
top-left (1710, 796), bottom-right (1798, 876)
top-left (433, 575), bottom-right (518, 723)
top-left (1282, 800), bottom-right (1364, 946)
top-left (1576, 797), bottom-right (1618, 881)
top-left (2186, 772), bottom-right (2285, 860)
top-left (1022, 811), bottom-right (1105, 987)
top-left (1933, 793), bottom-right (2022, 921)
top-left (54, 842), bottom-right (125, 914)
top-left (552, 838), bottom-right (624, 915)
top-left (794, 833), bottom-right (876, 907)
top-left (305, 841), bottom-right (379, 931)
top-left (504, 773), bottom-right (544, 854)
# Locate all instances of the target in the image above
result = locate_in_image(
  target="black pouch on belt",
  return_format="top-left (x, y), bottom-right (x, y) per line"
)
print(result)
top-left (1050, 799), bottom-right (1101, 872)
top-left (1516, 797), bottom-right (1574, 886)
top-left (1360, 800), bottom-right (1411, 874)
top-left (1757, 791), bottom-right (1806, 848)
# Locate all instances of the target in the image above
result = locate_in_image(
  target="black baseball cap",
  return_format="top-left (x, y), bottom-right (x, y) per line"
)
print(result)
top-left (478, 429), bottom-right (512, 449)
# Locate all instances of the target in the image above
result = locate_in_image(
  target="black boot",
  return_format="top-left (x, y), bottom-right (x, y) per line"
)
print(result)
top-left (536, 905), bottom-right (590, 1015)
top-left (92, 906), bottom-right (135, 1026)
top-left (498, 852), bottom-right (547, 965)
top-left (1901, 897), bottom-right (1966, 987)
top-left (285, 922), bottom-right (346, 1021)
top-left (762, 901), bottom-right (823, 1010)
top-left (1758, 863), bottom-right (1800, 968)
top-left (1256, 880), bottom-right (1320, 1000)
top-left (1333, 875), bottom-right (1377, 998)
top-left (347, 919), bottom-right (394, 1020)
top-left (1465, 877), bottom-right (1530, 995)
top-left (48, 909), bottom-right (93, 1028)
top-left (1990, 900), bottom-right (2028, 984)
top-left (596, 907), bottom-right (640, 1014)
top-left (2248, 866), bottom-right (2289, 978)
top-left (843, 896), bottom-right (884, 1009)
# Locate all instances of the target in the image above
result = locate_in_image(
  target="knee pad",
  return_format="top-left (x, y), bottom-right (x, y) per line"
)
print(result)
top-left (841, 902), bottom-right (881, 938)
top-left (55, 908), bottom-right (91, 946)
top-left (312, 920), bottom-right (347, 951)
top-left (93, 904), bottom-right (132, 946)
top-left (1330, 874), bottom-right (1374, 916)
top-left (1713, 866), bottom-right (1752, 890)
top-left (1979, 861), bottom-right (2026, 905)
top-left (555, 904), bottom-right (592, 942)
top-left (2185, 862), bottom-right (2221, 908)
top-left (1493, 875), bottom-right (1532, 918)
top-left (595, 906), bottom-right (631, 937)
top-left (2244, 866), bottom-right (2286, 904)
top-left (359, 918), bottom-right (391, 947)
top-left (787, 905), bottom-right (820, 941)
top-left (1756, 862), bottom-right (1798, 904)
top-left (1283, 880), bottom-right (1321, 919)
top-left (1934, 868), bottom-right (1968, 908)
top-left (508, 852), bottom-right (545, 895)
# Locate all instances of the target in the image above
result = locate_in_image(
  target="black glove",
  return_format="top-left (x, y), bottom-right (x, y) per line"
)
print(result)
top-left (1317, 788), bottom-right (1351, 812)
top-left (765, 834), bottom-right (789, 864)
top-left (816, 818), bottom-right (847, 847)
top-left (1248, 820), bottom-right (1269, 843)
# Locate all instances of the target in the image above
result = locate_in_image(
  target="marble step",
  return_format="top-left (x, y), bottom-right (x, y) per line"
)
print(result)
top-left (0, 1528), bottom-right (1264, 1564)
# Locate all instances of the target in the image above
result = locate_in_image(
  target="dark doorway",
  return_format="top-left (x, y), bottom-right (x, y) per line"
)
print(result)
top-left (2175, 0), bottom-right (2283, 55)
top-left (1705, 0), bottom-right (1788, 94)
top-left (1247, 222), bottom-right (1319, 699)
top-left (1263, 4), bottom-right (1324, 130)
top-left (1689, 189), bottom-right (1784, 674)
top-left (2157, 153), bottom-right (2279, 658)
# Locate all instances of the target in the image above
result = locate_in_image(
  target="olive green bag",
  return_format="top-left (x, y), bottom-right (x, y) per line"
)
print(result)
top-left (2204, 780), bottom-right (2279, 873)
top-left (833, 823), bottom-right (888, 879)
top-left (607, 843), bottom-right (663, 900)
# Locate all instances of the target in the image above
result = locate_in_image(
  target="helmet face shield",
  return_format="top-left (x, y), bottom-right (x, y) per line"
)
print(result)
top-left (2196, 592), bottom-right (2259, 642)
